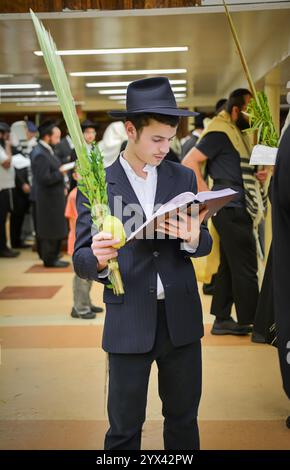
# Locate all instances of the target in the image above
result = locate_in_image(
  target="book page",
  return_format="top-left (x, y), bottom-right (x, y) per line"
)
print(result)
top-left (195, 188), bottom-right (236, 202)
top-left (154, 192), bottom-right (195, 217)
top-left (250, 144), bottom-right (277, 166)
top-left (126, 188), bottom-right (238, 242)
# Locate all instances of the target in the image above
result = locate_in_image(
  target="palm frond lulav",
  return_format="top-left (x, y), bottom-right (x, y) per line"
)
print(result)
top-left (222, 1), bottom-right (279, 147)
top-left (30, 10), bottom-right (125, 294)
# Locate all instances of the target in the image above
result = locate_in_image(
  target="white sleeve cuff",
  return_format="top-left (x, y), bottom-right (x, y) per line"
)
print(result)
top-left (181, 236), bottom-right (199, 253)
top-left (98, 266), bottom-right (109, 278)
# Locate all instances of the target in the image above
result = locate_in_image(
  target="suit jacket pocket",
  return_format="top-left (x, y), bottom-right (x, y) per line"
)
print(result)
top-left (103, 287), bottom-right (124, 304)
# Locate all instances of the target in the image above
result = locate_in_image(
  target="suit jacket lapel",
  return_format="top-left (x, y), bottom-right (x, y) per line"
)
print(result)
top-left (106, 157), bottom-right (176, 220)
top-left (153, 159), bottom-right (175, 212)
top-left (39, 142), bottom-right (60, 168)
top-left (106, 157), bottom-right (145, 219)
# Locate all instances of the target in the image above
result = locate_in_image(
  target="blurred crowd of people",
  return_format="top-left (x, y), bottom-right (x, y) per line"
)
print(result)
top-left (0, 117), bottom-right (127, 319)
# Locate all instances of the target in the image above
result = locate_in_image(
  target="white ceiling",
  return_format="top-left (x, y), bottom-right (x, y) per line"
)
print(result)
top-left (0, 1), bottom-right (290, 113)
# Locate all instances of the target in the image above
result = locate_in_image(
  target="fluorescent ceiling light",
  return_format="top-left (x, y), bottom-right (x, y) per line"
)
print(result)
top-left (86, 79), bottom-right (186, 88)
top-left (172, 87), bottom-right (186, 92)
top-left (16, 101), bottom-right (84, 107)
top-left (0, 74), bottom-right (14, 78)
top-left (173, 93), bottom-right (186, 98)
top-left (87, 81), bottom-right (132, 88)
top-left (71, 69), bottom-right (186, 77)
top-left (35, 46), bottom-right (188, 56)
top-left (1, 97), bottom-right (59, 103)
top-left (1, 91), bottom-right (56, 97)
top-left (0, 84), bottom-right (41, 90)
top-left (16, 102), bottom-right (60, 107)
top-left (109, 96), bottom-right (127, 100)
top-left (99, 89), bottom-right (128, 95)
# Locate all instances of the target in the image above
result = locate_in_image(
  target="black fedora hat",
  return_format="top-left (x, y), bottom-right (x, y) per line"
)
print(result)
top-left (109, 77), bottom-right (198, 118)
top-left (81, 119), bottom-right (98, 131)
top-left (0, 122), bottom-right (11, 133)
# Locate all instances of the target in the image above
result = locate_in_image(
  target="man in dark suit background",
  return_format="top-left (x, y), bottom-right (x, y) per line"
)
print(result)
top-left (272, 122), bottom-right (290, 428)
top-left (31, 120), bottom-right (69, 268)
top-left (73, 78), bottom-right (212, 450)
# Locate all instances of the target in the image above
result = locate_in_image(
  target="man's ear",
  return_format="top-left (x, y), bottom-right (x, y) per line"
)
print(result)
top-left (125, 121), bottom-right (137, 141)
top-left (231, 105), bottom-right (240, 122)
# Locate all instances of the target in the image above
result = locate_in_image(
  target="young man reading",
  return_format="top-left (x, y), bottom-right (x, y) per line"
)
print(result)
top-left (73, 77), bottom-right (212, 450)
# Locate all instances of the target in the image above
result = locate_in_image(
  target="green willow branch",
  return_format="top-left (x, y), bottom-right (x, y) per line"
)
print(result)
top-left (30, 10), bottom-right (125, 294)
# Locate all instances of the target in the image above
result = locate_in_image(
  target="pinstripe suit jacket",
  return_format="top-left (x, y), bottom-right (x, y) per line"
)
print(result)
top-left (73, 157), bottom-right (212, 353)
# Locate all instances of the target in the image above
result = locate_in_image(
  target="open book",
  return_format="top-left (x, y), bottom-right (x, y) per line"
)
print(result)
top-left (249, 144), bottom-right (278, 166)
top-left (126, 188), bottom-right (238, 242)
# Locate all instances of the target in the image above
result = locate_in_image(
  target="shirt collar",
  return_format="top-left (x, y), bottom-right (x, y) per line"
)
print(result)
top-left (66, 135), bottom-right (74, 149)
top-left (39, 139), bottom-right (54, 155)
top-left (120, 153), bottom-right (156, 180)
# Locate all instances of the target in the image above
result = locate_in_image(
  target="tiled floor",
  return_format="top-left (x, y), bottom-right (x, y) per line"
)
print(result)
top-left (0, 249), bottom-right (289, 450)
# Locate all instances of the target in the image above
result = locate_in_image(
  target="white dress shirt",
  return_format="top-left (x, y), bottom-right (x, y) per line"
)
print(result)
top-left (0, 145), bottom-right (15, 191)
top-left (99, 155), bottom-right (199, 299)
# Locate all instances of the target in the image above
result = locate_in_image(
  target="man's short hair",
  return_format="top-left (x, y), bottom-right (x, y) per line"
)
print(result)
top-left (226, 89), bottom-right (252, 114)
top-left (124, 113), bottom-right (179, 135)
top-left (38, 120), bottom-right (57, 139)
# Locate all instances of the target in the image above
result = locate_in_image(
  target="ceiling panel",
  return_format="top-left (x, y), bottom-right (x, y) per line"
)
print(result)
top-left (0, 5), bottom-right (290, 112)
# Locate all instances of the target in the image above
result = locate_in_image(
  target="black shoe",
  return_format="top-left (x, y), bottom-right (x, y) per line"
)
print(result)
top-left (91, 305), bottom-right (104, 313)
top-left (0, 248), bottom-right (20, 258)
top-left (241, 324), bottom-right (253, 334)
top-left (211, 318), bottom-right (250, 336)
top-left (251, 331), bottom-right (266, 343)
top-left (71, 308), bottom-right (96, 320)
top-left (11, 242), bottom-right (31, 249)
top-left (44, 260), bottom-right (70, 268)
top-left (286, 416), bottom-right (290, 429)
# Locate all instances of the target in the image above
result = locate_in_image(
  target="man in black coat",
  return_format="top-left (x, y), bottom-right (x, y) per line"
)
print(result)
top-left (73, 78), bottom-right (212, 450)
top-left (31, 120), bottom-right (69, 267)
top-left (272, 123), bottom-right (290, 424)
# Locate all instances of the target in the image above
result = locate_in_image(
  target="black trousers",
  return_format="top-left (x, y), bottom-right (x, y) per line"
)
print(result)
top-left (253, 244), bottom-right (275, 340)
top-left (104, 301), bottom-right (202, 450)
top-left (0, 188), bottom-right (13, 251)
top-left (10, 190), bottom-right (30, 247)
top-left (38, 238), bottom-right (62, 266)
top-left (211, 207), bottom-right (259, 325)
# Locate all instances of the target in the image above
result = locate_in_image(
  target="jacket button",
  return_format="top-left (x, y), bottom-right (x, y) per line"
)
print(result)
top-left (153, 251), bottom-right (160, 258)
top-left (149, 287), bottom-right (156, 293)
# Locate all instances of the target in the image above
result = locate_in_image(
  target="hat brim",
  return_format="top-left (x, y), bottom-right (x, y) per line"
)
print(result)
top-left (109, 108), bottom-right (199, 118)
top-left (81, 124), bottom-right (98, 130)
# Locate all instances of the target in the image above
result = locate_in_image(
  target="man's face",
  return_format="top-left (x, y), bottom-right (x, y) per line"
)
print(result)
top-left (126, 119), bottom-right (177, 166)
top-left (27, 130), bottom-right (37, 140)
top-left (0, 131), bottom-right (10, 142)
top-left (83, 127), bottom-right (96, 145)
top-left (49, 127), bottom-right (61, 146)
top-left (236, 94), bottom-right (251, 131)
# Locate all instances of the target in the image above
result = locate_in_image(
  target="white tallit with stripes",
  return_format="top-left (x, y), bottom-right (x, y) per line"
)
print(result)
top-left (200, 110), bottom-right (267, 226)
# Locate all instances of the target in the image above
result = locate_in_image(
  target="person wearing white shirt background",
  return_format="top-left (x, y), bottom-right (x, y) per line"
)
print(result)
top-left (0, 122), bottom-right (19, 258)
